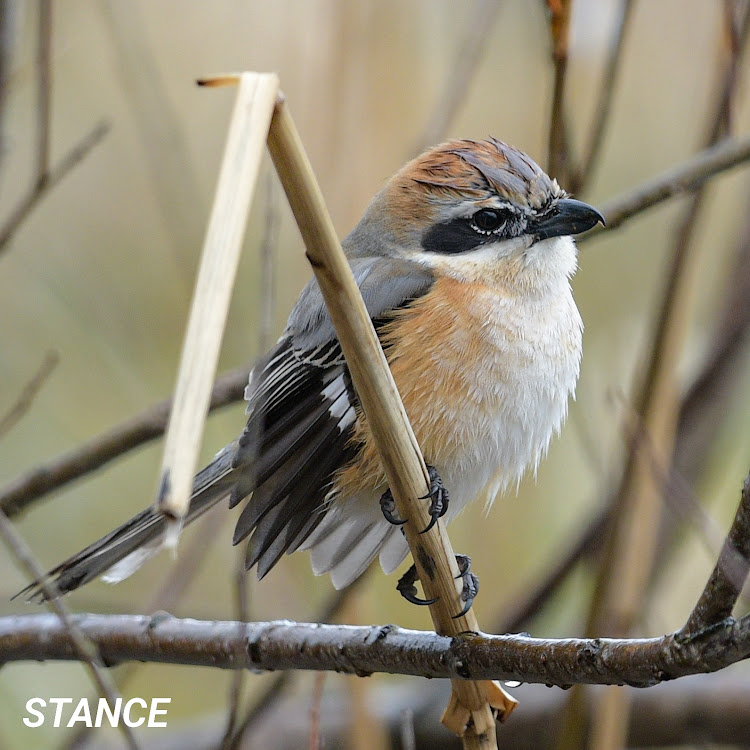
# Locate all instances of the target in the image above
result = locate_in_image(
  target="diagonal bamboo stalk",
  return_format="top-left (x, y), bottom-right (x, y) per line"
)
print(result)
top-left (263, 89), bottom-right (515, 748)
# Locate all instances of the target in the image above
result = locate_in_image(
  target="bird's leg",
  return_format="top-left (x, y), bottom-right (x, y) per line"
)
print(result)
top-left (379, 487), bottom-right (407, 526)
top-left (396, 554), bottom-right (479, 617)
top-left (419, 464), bottom-right (449, 534)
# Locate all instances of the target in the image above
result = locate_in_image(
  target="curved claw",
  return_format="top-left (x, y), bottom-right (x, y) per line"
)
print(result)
top-left (383, 507), bottom-right (408, 526)
top-left (418, 484), bottom-right (440, 501)
top-left (453, 595), bottom-right (475, 619)
top-left (401, 588), bottom-right (439, 607)
top-left (420, 513), bottom-right (439, 535)
top-left (397, 564), bottom-right (439, 607)
top-left (380, 489), bottom-right (408, 526)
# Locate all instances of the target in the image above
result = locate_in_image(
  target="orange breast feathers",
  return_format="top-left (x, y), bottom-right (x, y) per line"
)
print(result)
top-left (331, 275), bottom-right (517, 500)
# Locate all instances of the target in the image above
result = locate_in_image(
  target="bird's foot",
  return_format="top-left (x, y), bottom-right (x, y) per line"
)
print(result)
top-left (419, 464), bottom-right (449, 534)
top-left (453, 554), bottom-right (479, 619)
top-left (379, 487), bottom-right (407, 526)
top-left (378, 465), bottom-right (449, 532)
top-left (396, 554), bottom-right (478, 618)
top-left (396, 563), bottom-right (438, 606)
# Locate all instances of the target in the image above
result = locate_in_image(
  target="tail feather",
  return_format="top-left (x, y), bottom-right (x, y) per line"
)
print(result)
top-left (15, 444), bottom-right (237, 602)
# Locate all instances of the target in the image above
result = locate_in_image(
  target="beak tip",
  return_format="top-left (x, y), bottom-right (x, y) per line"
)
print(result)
top-left (532, 198), bottom-right (606, 241)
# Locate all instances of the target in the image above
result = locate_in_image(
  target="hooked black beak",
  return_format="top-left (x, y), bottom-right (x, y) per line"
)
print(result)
top-left (531, 198), bottom-right (605, 242)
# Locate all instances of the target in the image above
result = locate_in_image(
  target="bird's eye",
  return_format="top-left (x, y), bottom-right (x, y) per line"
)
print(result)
top-left (471, 208), bottom-right (504, 234)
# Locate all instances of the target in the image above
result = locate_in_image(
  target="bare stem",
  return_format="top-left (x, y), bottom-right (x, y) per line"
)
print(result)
top-left (570, 0), bottom-right (635, 193)
top-left (0, 120), bottom-right (110, 256)
top-left (0, 364), bottom-right (248, 518)
top-left (0, 511), bottom-right (141, 750)
top-left (546, 0), bottom-right (573, 182)
top-left (35, 0), bottom-right (52, 187)
top-left (0, 350), bottom-right (58, 441)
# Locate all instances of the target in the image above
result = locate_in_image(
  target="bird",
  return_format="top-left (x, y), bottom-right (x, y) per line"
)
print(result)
top-left (18, 138), bottom-right (603, 609)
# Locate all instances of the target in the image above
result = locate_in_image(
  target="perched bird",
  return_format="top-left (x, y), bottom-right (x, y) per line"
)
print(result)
top-left (19, 138), bottom-right (603, 607)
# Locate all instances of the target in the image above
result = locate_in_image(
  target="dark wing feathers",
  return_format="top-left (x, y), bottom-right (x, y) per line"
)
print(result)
top-left (226, 257), bottom-right (435, 581)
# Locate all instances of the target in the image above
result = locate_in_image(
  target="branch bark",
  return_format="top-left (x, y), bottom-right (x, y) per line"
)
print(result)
top-left (2, 612), bottom-right (749, 688)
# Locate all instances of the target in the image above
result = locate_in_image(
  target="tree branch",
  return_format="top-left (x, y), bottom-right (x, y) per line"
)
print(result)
top-left (2, 612), bottom-right (749, 688)
top-left (582, 134), bottom-right (750, 237)
top-left (0, 364), bottom-right (248, 517)
top-left (683, 472), bottom-right (750, 635)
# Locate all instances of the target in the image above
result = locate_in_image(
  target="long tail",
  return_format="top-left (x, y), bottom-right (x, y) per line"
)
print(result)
top-left (15, 443), bottom-right (238, 602)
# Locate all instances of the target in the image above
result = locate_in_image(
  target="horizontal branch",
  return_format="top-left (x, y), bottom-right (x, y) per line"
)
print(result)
top-left (2, 613), bottom-right (749, 688)
top-left (0, 365), bottom-right (248, 518)
top-left (583, 134), bottom-right (750, 237)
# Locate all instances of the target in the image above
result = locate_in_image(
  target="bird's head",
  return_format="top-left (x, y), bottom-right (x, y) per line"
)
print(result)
top-left (344, 138), bottom-right (604, 290)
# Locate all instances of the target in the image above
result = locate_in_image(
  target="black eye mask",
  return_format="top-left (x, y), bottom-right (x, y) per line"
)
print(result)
top-left (421, 208), bottom-right (526, 255)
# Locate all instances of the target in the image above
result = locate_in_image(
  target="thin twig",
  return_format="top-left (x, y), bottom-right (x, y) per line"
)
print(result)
top-left (570, 0), bottom-right (635, 193)
top-left (0, 364), bottom-right (248, 517)
top-left (546, 0), bottom-right (573, 182)
top-left (308, 672), bottom-right (326, 750)
top-left (583, 133), bottom-right (750, 237)
top-left (0, 120), bottom-right (110, 256)
top-left (710, 0), bottom-right (750, 142)
top-left (0, 2), bottom-right (14, 174)
top-left (35, 0), bottom-right (52, 187)
top-left (0, 350), bottom-right (58, 441)
top-left (0, 511), bottom-right (141, 750)
top-left (683, 472), bottom-right (750, 635)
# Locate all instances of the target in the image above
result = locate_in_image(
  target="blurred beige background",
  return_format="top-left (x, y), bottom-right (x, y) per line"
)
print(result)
top-left (1, 1), bottom-right (749, 748)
